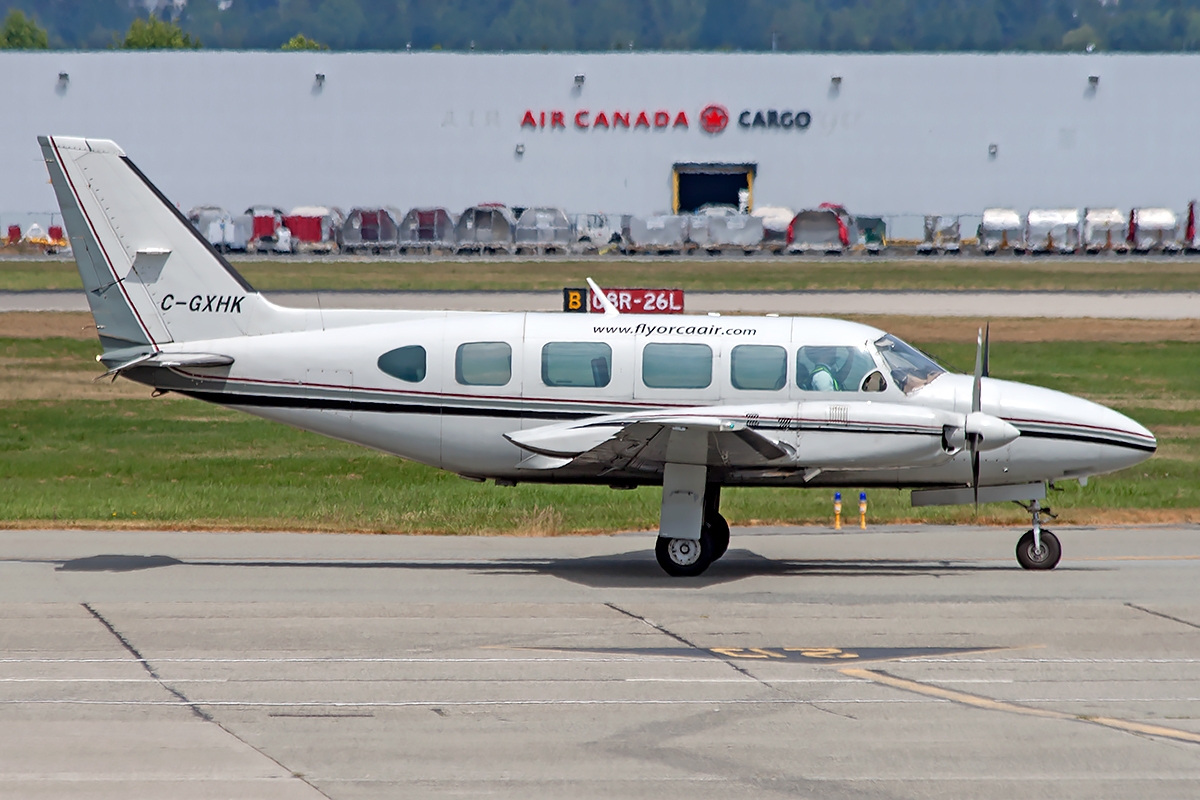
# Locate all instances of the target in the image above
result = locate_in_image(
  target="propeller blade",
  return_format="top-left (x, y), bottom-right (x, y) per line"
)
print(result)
top-left (971, 444), bottom-right (980, 507)
top-left (972, 327), bottom-right (983, 415)
top-left (969, 324), bottom-right (988, 508)
top-left (982, 322), bottom-right (990, 379)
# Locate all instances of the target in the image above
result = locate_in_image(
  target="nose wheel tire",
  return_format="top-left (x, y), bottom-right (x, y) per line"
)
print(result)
top-left (656, 532), bottom-right (715, 577)
top-left (1016, 529), bottom-right (1061, 570)
top-left (706, 513), bottom-right (730, 561)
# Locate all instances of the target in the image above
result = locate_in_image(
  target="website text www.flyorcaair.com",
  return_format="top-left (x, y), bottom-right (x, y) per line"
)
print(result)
top-left (593, 323), bottom-right (759, 337)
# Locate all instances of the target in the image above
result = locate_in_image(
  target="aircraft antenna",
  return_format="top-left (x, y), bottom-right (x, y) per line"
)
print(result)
top-left (586, 277), bottom-right (619, 316)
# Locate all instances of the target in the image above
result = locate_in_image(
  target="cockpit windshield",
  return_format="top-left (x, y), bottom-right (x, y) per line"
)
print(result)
top-left (874, 335), bottom-right (945, 394)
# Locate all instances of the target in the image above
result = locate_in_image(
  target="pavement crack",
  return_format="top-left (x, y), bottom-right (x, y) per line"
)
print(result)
top-left (603, 602), bottom-right (701, 649)
top-left (81, 603), bottom-right (203, 719)
top-left (81, 603), bottom-right (332, 799)
top-left (1125, 602), bottom-right (1200, 631)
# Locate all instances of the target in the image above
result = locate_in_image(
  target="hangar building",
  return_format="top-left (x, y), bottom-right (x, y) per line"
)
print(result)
top-left (1, 51), bottom-right (1196, 227)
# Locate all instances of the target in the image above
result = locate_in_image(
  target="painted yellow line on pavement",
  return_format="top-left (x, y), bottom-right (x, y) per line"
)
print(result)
top-left (841, 667), bottom-right (1200, 745)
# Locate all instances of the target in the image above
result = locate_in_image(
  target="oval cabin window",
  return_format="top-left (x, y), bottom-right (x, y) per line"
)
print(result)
top-left (377, 345), bottom-right (427, 383)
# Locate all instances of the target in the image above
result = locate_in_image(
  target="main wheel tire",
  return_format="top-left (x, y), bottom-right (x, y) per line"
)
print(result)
top-left (1016, 529), bottom-right (1061, 570)
top-left (706, 513), bottom-right (730, 561)
top-left (655, 533), bottom-right (714, 577)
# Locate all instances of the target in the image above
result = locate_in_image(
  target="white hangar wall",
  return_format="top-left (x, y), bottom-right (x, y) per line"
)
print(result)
top-left (1, 51), bottom-right (1196, 219)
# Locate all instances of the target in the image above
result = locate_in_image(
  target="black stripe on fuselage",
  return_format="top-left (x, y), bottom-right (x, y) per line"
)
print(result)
top-left (180, 391), bottom-right (1156, 453)
top-left (1015, 428), bottom-right (1157, 453)
top-left (181, 390), bottom-right (934, 433)
top-left (180, 391), bottom-right (592, 421)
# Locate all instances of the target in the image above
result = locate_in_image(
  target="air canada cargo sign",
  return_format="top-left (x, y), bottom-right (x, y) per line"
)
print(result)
top-left (519, 104), bottom-right (811, 134)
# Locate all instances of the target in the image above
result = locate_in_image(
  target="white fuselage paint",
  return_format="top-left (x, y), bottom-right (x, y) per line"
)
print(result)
top-left (139, 310), bottom-right (1156, 489)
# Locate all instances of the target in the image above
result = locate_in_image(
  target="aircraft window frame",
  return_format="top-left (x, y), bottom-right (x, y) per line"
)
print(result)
top-left (873, 334), bottom-right (946, 394)
top-left (642, 342), bottom-right (713, 389)
top-left (541, 341), bottom-right (613, 388)
top-left (795, 345), bottom-right (878, 393)
top-left (376, 345), bottom-right (427, 383)
top-left (730, 344), bottom-right (787, 391)
top-left (455, 341), bottom-right (512, 387)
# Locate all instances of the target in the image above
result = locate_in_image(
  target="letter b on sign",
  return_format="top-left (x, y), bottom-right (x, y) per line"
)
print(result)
top-left (563, 288), bottom-right (587, 313)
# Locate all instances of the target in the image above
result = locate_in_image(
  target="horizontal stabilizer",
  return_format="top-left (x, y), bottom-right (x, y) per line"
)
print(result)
top-left (96, 351), bottom-right (234, 379)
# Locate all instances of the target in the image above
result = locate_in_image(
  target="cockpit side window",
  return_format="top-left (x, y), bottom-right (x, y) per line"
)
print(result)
top-left (796, 345), bottom-right (876, 392)
top-left (874, 335), bottom-right (945, 394)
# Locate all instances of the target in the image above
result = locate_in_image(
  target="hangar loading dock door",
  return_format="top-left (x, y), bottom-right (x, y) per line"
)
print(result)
top-left (673, 163), bottom-right (756, 213)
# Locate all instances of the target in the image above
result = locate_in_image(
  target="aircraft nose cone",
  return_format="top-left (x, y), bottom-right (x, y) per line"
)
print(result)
top-left (991, 379), bottom-right (1156, 477)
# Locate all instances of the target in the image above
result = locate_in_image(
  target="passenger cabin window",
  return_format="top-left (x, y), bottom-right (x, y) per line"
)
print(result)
top-left (542, 342), bottom-right (612, 388)
top-left (796, 346), bottom-right (877, 392)
top-left (377, 345), bottom-right (426, 383)
top-left (456, 342), bottom-right (512, 386)
top-left (642, 343), bottom-right (712, 389)
top-left (874, 335), bottom-right (945, 394)
top-left (730, 345), bottom-right (786, 391)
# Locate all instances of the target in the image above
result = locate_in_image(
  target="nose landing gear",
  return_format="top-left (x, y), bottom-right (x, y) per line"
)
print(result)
top-left (1014, 499), bottom-right (1061, 570)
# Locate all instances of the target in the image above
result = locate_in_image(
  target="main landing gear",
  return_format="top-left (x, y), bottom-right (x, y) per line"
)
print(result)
top-left (655, 483), bottom-right (729, 577)
top-left (1014, 499), bottom-right (1061, 570)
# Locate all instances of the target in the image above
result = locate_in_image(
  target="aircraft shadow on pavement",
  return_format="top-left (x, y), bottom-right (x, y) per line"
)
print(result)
top-left (47, 548), bottom-right (1048, 588)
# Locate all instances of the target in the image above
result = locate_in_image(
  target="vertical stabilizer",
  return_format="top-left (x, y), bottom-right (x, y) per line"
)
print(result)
top-left (40, 135), bottom-right (280, 350)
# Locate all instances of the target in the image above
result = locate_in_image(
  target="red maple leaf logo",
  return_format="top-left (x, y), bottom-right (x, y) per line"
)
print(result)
top-left (700, 104), bottom-right (729, 134)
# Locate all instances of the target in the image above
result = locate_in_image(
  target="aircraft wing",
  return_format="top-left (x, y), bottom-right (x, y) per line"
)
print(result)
top-left (505, 400), bottom-right (1018, 476)
top-left (505, 411), bottom-right (794, 473)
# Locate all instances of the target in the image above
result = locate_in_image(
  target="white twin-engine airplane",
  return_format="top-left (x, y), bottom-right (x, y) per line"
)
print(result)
top-left (41, 135), bottom-right (1157, 576)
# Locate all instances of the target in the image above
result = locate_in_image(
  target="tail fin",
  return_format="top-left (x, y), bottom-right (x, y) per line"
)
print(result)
top-left (41, 135), bottom-right (277, 351)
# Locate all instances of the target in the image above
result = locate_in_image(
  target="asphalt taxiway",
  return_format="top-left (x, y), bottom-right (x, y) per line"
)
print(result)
top-left (2, 524), bottom-right (1199, 799)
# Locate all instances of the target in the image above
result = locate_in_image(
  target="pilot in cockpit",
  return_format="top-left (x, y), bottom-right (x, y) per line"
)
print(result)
top-left (806, 347), bottom-right (842, 391)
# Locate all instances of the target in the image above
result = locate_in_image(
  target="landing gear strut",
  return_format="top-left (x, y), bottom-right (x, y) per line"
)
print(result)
top-left (1014, 499), bottom-right (1061, 570)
